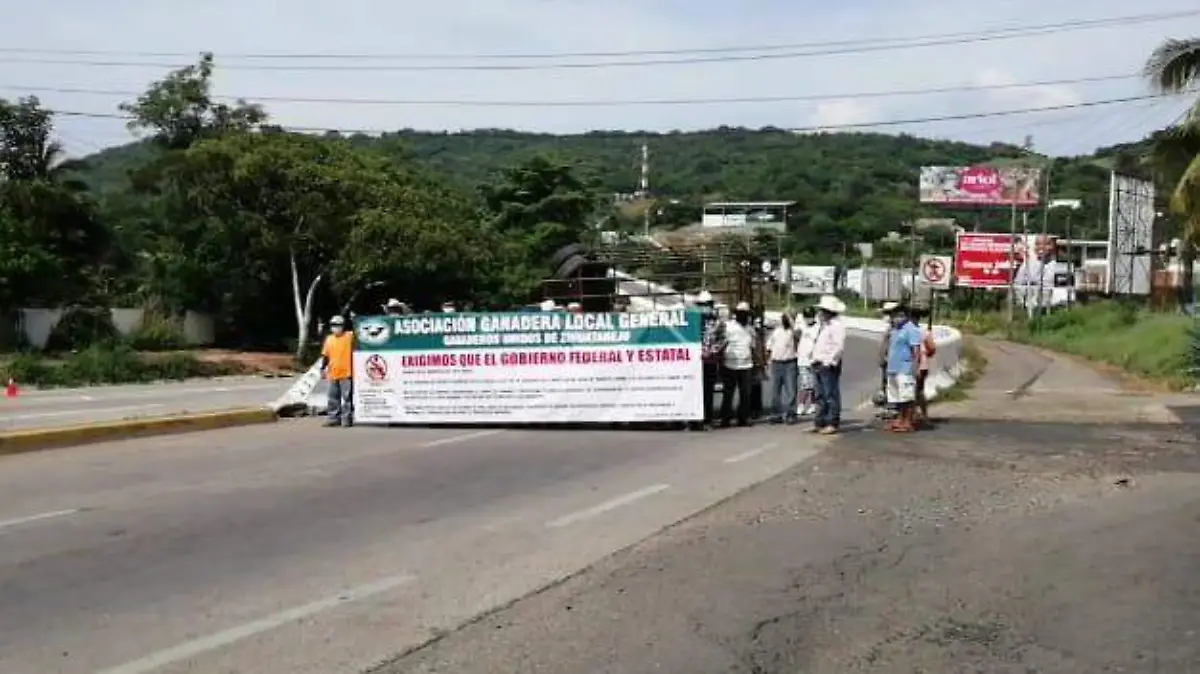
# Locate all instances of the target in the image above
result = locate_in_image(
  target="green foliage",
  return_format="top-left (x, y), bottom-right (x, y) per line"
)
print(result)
top-left (0, 343), bottom-right (234, 387)
top-left (119, 52), bottom-right (267, 151)
top-left (939, 302), bottom-right (1193, 389)
top-left (127, 312), bottom-right (185, 351)
top-left (44, 307), bottom-right (119, 352)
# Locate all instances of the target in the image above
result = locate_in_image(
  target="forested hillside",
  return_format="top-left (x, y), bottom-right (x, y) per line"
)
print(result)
top-left (70, 126), bottom-right (1155, 247)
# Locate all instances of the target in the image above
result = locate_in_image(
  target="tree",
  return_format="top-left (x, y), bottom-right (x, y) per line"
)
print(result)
top-left (0, 96), bottom-right (86, 184)
top-left (481, 155), bottom-right (598, 299)
top-left (119, 53), bottom-right (266, 151)
top-left (158, 132), bottom-right (451, 355)
top-left (0, 97), bottom-right (109, 311)
top-left (333, 171), bottom-right (499, 310)
top-left (1144, 38), bottom-right (1200, 244)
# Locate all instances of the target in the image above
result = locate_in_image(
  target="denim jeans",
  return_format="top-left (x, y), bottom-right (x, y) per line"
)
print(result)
top-left (813, 363), bottom-right (842, 429)
top-left (770, 359), bottom-right (798, 421)
top-left (326, 377), bottom-right (354, 426)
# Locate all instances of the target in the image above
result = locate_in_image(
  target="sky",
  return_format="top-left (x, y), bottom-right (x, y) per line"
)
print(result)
top-left (1, 0), bottom-right (1198, 159)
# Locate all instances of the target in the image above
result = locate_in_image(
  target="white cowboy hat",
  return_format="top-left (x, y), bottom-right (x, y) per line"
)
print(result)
top-left (816, 295), bottom-right (846, 314)
top-left (539, 299), bottom-right (557, 311)
top-left (695, 290), bottom-right (714, 304)
top-left (385, 298), bottom-right (403, 308)
top-left (735, 300), bottom-right (751, 312)
top-left (878, 301), bottom-right (899, 313)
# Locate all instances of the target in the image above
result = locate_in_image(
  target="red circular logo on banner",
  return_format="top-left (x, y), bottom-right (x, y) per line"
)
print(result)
top-left (365, 354), bottom-right (388, 382)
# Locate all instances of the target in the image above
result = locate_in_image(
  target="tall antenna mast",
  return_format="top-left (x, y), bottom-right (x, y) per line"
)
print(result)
top-left (640, 141), bottom-right (650, 236)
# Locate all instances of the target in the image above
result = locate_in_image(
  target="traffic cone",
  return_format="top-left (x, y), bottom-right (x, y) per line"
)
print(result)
top-left (5, 377), bottom-right (17, 398)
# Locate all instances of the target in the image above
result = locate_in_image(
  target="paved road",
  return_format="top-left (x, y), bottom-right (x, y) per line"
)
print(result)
top-left (384, 414), bottom-right (1200, 674)
top-left (0, 378), bottom-right (290, 432)
top-left (0, 339), bottom-right (879, 674)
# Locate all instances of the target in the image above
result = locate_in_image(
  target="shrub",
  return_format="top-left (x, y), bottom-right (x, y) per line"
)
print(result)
top-left (128, 312), bottom-right (186, 351)
top-left (58, 343), bottom-right (149, 384)
top-left (44, 307), bottom-right (119, 352)
top-left (1, 352), bottom-right (58, 387)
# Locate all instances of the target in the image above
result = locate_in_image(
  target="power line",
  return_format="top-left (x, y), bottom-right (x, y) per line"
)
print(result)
top-left (3, 11), bottom-right (1196, 72)
top-left (0, 73), bottom-right (1143, 108)
top-left (46, 90), bottom-right (1196, 135)
top-left (1, 10), bottom-right (1195, 61)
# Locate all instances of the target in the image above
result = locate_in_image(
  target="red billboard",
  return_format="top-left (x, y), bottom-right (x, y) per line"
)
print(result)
top-left (920, 166), bottom-right (1041, 207)
top-left (954, 233), bottom-right (1058, 289)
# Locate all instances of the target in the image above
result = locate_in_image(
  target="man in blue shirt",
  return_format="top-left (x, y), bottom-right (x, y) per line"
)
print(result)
top-left (885, 305), bottom-right (923, 432)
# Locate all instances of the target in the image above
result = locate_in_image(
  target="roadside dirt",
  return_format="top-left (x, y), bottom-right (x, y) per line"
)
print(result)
top-left (155, 349), bottom-right (299, 375)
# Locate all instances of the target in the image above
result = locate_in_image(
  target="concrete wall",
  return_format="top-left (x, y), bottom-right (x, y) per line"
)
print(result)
top-left (14, 308), bottom-right (216, 349)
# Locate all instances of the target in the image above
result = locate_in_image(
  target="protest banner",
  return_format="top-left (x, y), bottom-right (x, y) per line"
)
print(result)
top-left (351, 309), bottom-right (703, 424)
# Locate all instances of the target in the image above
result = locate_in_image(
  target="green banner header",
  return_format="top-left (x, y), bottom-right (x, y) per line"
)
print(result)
top-left (353, 309), bottom-right (702, 351)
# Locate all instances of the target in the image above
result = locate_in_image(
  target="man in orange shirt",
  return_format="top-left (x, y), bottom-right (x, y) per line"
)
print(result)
top-left (321, 315), bottom-right (355, 427)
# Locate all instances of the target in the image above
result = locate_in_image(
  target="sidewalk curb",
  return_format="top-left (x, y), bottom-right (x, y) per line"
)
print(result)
top-left (0, 408), bottom-right (278, 456)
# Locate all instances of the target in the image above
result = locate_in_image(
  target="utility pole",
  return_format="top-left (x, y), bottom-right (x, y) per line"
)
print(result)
top-left (1007, 135), bottom-right (1034, 323)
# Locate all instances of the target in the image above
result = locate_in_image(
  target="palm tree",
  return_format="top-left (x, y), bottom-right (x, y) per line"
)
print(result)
top-left (1144, 39), bottom-right (1200, 242)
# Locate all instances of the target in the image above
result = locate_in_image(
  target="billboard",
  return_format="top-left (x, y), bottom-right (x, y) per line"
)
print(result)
top-left (1106, 173), bottom-right (1155, 295)
top-left (789, 265), bottom-right (837, 295)
top-left (351, 310), bottom-right (703, 424)
top-left (954, 232), bottom-right (1060, 290)
top-left (920, 166), bottom-right (1041, 207)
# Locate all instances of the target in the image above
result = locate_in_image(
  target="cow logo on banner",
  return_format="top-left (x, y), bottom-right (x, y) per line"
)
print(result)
top-left (356, 318), bottom-right (391, 347)
top-left (364, 354), bottom-right (388, 382)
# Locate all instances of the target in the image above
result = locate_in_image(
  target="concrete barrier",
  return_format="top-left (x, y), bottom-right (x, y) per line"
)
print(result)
top-left (0, 407), bottom-right (278, 456)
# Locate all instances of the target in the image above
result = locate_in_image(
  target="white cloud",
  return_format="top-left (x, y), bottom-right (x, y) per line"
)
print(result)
top-left (0, 0), bottom-right (1197, 157)
top-left (808, 99), bottom-right (879, 130)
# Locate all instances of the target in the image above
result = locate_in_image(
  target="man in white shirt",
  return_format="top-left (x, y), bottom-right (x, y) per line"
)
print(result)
top-left (810, 295), bottom-right (847, 435)
top-left (794, 306), bottom-right (819, 417)
top-left (719, 301), bottom-right (757, 427)
top-left (767, 310), bottom-right (799, 424)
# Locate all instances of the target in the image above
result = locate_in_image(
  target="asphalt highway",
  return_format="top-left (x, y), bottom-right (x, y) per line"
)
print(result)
top-left (0, 337), bottom-right (878, 674)
top-left (0, 378), bottom-right (290, 432)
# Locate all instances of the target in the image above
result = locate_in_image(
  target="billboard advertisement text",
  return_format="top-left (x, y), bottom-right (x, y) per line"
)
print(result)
top-left (954, 233), bottom-right (1059, 289)
top-left (920, 166), bottom-right (1041, 207)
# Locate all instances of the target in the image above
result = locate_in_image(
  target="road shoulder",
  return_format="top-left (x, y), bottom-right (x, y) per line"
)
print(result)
top-left (374, 342), bottom-right (1200, 674)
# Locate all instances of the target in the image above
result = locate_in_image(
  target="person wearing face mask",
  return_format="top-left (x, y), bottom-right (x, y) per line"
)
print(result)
top-left (794, 306), bottom-right (819, 417)
top-left (885, 305), bottom-right (923, 433)
top-left (320, 315), bottom-right (355, 428)
top-left (718, 300), bottom-right (756, 427)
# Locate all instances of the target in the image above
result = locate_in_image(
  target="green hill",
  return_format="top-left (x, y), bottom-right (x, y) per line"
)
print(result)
top-left (69, 127), bottom-right (1157, 245)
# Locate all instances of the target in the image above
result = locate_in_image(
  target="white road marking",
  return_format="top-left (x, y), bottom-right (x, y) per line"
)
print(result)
top-left (94, 573), bottom-right (417, 674)
top-left (11, 383), bottom-right (284, 406)
top-left (546, 483), bottom-right (671, 528)
top-left (0, 403), bottom-right (165, 422)
top-left (724, 442), bottom-right (778, 464)
top-left (419, 430), bottom-right (503, 448)
top-left (0, 508), bottom-right (79, 532)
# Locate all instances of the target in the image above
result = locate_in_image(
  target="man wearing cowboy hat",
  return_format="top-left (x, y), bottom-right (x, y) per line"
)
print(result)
top-left (810, 295), bottom-right (847, 434)
top-left (718, 300), bottom-right (756, 427)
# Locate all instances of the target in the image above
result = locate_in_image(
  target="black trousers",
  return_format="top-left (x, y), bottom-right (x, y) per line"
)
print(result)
top-left (719, 367), bottom-right (754, 425)
top-left (702, 363), bottom-right (719, 424)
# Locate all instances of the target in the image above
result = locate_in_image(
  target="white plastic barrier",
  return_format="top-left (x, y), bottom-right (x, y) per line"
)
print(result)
top-left (764, 311), bottom-right (965, 401)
